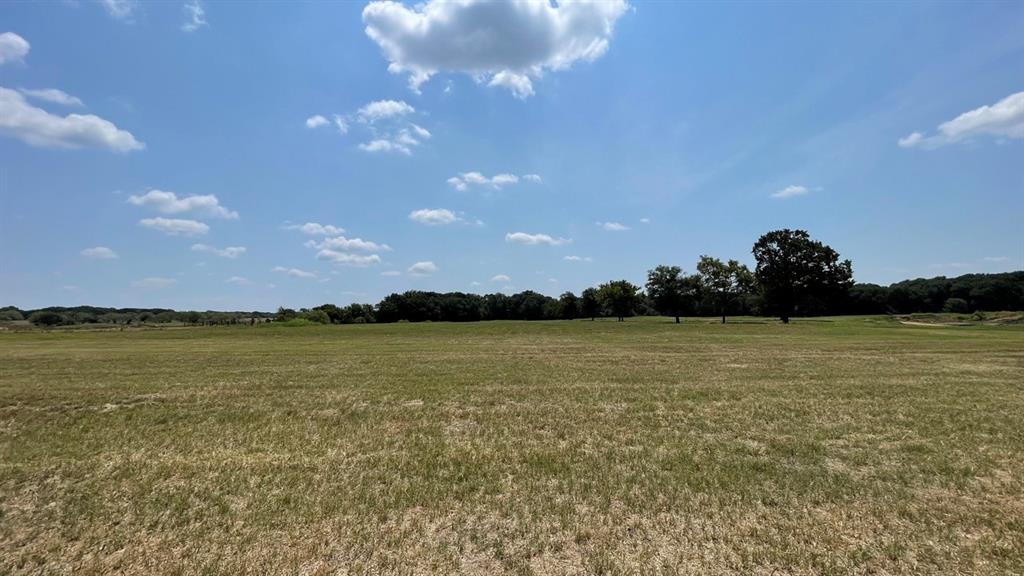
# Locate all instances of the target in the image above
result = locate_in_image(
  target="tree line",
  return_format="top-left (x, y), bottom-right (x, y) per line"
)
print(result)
top-left (2, 306), bottom-right (275, 327)
top-left (6, 230), bottom-right (1021, 327)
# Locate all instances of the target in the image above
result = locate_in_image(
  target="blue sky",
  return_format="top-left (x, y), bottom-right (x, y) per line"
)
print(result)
top-left (1, 0), bottom-right (1022, 311)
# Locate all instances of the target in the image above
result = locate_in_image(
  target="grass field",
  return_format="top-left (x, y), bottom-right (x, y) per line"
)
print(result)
top-left (2, 317), bottom-right (1022, 575)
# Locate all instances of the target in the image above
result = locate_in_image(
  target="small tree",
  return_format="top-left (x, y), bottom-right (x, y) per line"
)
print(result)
top-left (579, 288), bottom-right (600, 320)
top-left (646, 265), bottom-right (688, 323)
top-left (597, 280), bottom-right (641, 322)
top-left (752, 229), bottom-right (853, 323)
top-left (696, 256), bottom-right (755, 324)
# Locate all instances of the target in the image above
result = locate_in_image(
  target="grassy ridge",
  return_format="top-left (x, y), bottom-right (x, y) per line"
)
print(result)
top-left (2, 317), bottom-right (1022, 574)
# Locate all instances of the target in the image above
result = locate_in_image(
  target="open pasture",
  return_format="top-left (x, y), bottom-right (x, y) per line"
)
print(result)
top-left (2, 317), bottom-right (1022, 574)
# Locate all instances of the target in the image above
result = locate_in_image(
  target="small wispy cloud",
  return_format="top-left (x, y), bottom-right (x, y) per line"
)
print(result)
top-left (770, 185), bottom-right (809, 199)
top-left (597, 221), bottom-right (629, 232)
top-left (139, 217), bottom-right (209, 236)
top-left (81, 246), bottom-right (118, 260)
top-left (130, 277), bottom-right (176, 289)
top-left (181, 0), bottom-right (208, 32)
top-left (505, 232), bottom-right (570, 246)
top-left (191, 244), bottom-right (245, 258)
top-left (272, 266), bottom-right (317, 279)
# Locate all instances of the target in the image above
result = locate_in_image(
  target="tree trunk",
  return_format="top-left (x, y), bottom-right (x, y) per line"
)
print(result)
top-left (781, 315), bottom-right (790, 324)
top-left (675, 315), bottom-right (680, 324)
top-left (721, 314), bottom-right (726, 324)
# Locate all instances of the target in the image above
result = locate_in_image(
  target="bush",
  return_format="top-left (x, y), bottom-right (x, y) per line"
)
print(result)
top-left (299, 309), bottom-right (331, 324)
top-left (28, 311), bottom-right (67, 327)
top-left (942, 297), bottom-right (969, 314)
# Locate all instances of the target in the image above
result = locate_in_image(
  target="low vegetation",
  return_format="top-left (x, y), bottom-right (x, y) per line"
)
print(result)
top-left (2, 317), bottom-right (1022, 574)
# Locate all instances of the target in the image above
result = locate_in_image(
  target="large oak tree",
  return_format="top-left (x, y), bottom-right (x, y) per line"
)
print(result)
top-left (752, 229), bottom-right (853, 323)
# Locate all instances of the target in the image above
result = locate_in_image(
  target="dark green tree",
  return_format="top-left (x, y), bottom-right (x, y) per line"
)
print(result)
top-left (579, 287), bottom-right (601, 320)
top-left (696, 256), bottom-right (755, 324)
top-left (597, 280), bottom-right (641, 322)
top-left (27, 310), bottom-right (65, 327)
top-left (645, 265), bottom-right (689, 323)
top-left (752, 229), bottom-right (853, 323)
top-left (558, 291), bottom-right (580, 320)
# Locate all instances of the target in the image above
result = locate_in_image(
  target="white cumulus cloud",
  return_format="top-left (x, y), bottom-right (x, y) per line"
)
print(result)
top-left (191, 244), bottom-right (246, 258)
top-left (305, 115), bottom-right (329, 129)
top-left (316, 250), bottom-right (383, 266)
top-left (490, 274), bottom-right (511, 282)
top-left (362, 0), bottom-right (629, 97)
top-left (408, 261), bottom-right (438, 276)
top-left (505, 232), bottom-right (570, 246)
top-left (81, 246), bottom-right (118, 259)
top-left (309, 235), bottom-right (391, 252)
top-left (0, 87), bottom-right (143, 151)
top-left (448, 171), bottom-right (538, 191)
top-left (409, 208), bottom-right (458, 225)
top-left (900, 91), bottom-right (1024, 149)
top-left (285, 222), bottom-right (345, 236)
top-left (357, 99), bottom-right (415, 123)
top-left (226, 276), bottom-right (250, 285)
top-left (564, 255), bottom-right (593, 262)
top-left (128, 190), bottom-right (238, 219)
top-left (0, 32), bottom-right (30, 65)
top-left (139, 217), bottom-right (209, 236)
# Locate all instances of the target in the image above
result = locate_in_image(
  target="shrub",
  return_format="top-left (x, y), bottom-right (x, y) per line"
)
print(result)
top-left (942, 298), bottom-right (969, 314)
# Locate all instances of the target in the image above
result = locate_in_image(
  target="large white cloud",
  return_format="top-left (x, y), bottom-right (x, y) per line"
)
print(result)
top-left (362, 0), bottom-right (629, 97)
top-left (505, 231), bottom-right (570, 246)
top-left (128, 190), bottom-right (238, 219)
top-left (0, 87), bottom-right (143, 151)
top-left (139, 217), bottom-right (209, 236)
top-left (0, 33), bottom-right (30, 65)
top-left (900, 91), bottom-right (1024, 149)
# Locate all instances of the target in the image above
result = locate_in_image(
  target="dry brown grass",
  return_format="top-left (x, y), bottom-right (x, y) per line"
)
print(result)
top-left (1, 317), bottom-right (1022, 574)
